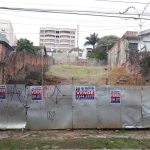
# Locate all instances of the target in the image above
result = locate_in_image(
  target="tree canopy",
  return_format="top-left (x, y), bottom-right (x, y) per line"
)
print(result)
top-left (16, 38), bottom-right (36, 55)
top-left (84, 33), bottom-right (99, 48)
top-left (88, 35), bottom-right (119, 60)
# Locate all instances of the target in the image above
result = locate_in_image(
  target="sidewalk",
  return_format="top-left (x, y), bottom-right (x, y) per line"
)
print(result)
top-left (0, 129), bottom-right (149, 140)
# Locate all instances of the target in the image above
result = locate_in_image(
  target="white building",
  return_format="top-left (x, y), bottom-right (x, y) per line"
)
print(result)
top-left (0, 19), bottom-right (17, 46)
top-left (39, 27), bottom-right (76, 52)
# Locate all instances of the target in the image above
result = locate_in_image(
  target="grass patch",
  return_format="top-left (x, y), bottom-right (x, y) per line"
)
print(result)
top-left (49, 64), bottom-right (103, 78)
top-left (0, 138), bottom-right (150, 149)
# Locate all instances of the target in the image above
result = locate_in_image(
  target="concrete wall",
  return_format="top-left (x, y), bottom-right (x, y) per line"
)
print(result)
top-left (88, 58), bottom-right (107, 66)
top-left (108, 38), bottom-right (127, 68)
top-left (53, 53), bottom-right (77, 64)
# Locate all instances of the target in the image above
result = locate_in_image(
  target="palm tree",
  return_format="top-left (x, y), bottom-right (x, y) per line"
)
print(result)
top-left (84, 33), bottom-right (99, 49)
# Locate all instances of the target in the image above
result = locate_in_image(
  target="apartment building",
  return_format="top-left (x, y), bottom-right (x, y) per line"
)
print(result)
top-left (39, 27), bottom-right (76, 52)
top-left (0, 19), bottom-right (17, 46)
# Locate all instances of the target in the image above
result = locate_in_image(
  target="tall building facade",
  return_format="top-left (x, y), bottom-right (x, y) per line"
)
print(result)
top-left (0, 19), bottom-right (17, 46)
top-left (39, 27), bottom-right (76, 52)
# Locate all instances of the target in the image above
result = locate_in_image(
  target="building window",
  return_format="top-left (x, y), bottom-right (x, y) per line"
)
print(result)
top-left (1, 23), bottom-right (7, 30)
top-left (56, 36), bottom-right (59, 38)
top-left (71, 36), bottom-right (75, 38)
top-left (56, 31), bottom-right (59, 34)
top-left (40, 30), bottom-right (44, 33)
top-left (129, 43), bottom-right (138, 51)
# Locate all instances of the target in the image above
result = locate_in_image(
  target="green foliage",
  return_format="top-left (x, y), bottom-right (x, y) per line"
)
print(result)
top-left (84, 33), bottom-right (99, 48)
top-left (88, 49), bottom-right (107, 60)
top-left (97, 35), bottom-right (119, 47)
top-left (57, 49), bottom-right (63, 53)
top-left (88, 35), bottom-right (119, 60)
top-left (53, 49), bottom-right (63, 53)
top-left (16, 38), bottom-right (36, 55)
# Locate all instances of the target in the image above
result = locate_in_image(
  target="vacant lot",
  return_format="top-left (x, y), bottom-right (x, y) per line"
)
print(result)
top-left (47, 64), bottom-right (140, 85)
top-left (48, 64), bottom-right (104, 85)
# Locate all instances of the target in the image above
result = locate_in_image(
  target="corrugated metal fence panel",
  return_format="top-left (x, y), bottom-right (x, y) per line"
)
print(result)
top-left (141, 86), bottom-right (150, 128)
top-left (1, 84), bottom-right (150, 129)
top-left (121, 86), bottom-right (142, 128)
top-left (7, 84), bottom-right (26, 129)
top-left (96, 86), bottom-right (122, 128)
top-left (26, 86), bottom-right (46, 130)
top-left (44, 85), bottom-right (73, 129)
top-left (0, 85), bottom-right (7, 129)
top-left (73, 86), bottom-right (97, 128)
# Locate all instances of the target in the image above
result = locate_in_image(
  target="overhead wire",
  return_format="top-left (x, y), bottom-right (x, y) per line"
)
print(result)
top-left (0, 7), bottom-right (150, 20)
top-left (1, 7), bottom-right (150, 16)
top-left (95, 0), bottom-right (150, 5)
top-left (0, 0), bottom-right (149, 11)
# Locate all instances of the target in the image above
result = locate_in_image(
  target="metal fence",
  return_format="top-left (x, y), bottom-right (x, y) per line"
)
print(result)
top-left (0, 84), bottom-right (150, 129)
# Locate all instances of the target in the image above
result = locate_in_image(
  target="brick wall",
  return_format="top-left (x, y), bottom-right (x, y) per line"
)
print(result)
top-left (0, 50), bottom-right (53, 84)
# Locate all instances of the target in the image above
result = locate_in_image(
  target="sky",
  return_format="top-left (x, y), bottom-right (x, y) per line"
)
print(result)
top-left (0, 0), bottom-right (150, 48)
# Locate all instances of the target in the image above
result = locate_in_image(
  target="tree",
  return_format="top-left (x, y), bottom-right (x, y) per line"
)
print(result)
top-left (84, 33), bottom-right (99, 48)
top-left (16, 38), bottom-right (36, 55)
top-left (88, 35), bottom-right (119, 60)
top-left (97, 35), bottom-right (119, 47)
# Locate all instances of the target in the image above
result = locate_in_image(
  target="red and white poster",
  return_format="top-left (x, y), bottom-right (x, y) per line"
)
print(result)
top-left (75, 86), bottom-right (95, 100)
top-left (110, 90), bottom-right (121, 104)
top-left (31, 86), bottom-right (42, 101)
top-left (0, 85), bottom-right (6, 100)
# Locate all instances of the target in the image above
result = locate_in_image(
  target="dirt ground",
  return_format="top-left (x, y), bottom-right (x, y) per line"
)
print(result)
top-left (1, 129), bottom-right (150, 140)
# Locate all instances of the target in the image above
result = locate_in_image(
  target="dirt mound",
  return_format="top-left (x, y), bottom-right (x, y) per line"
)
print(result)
top-left (43, 74), bottom-right (61, 85)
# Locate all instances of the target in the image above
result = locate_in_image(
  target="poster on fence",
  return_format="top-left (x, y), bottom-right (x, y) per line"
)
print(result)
top-left (110, 90), bottom-right (121, 104)
top-left (0, 85), bottom-right (6, 101)
top-left (31, 86), bottom-right (42, 101)
top-left (75, 86), bottom-right (95, 100)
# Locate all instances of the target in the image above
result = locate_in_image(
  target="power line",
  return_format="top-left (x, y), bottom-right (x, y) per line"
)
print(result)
top-left (1, 7), bottom-right (150, 20)
top-left (1, 7), bottom-right (150, 16)
top-left (0, 0), bottom-right (148, 11)
top-left (0, 12), bottom-right (136, 24)
top-left (95, 0), bottom-right (149, 4)
top-left (0, 25), bottom-right (140, 34)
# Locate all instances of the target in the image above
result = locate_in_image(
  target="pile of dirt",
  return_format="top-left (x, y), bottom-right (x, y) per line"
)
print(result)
top-left (43, 74), bottom-right (61, 85)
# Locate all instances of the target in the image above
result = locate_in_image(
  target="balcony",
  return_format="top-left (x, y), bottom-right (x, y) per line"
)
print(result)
top-left (60, 35), bottom-right (70, 39)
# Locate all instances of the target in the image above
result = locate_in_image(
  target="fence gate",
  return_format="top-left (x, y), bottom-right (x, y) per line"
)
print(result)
top-left (72, 86), bottom-right (97, 128)
top-left (96, 86), bottom-right (122, 129)
top-left (44, 85), bottom-right (72, 129)
top-left (0, 84), bottom-right (26, 129)
top-left (26, 85), bottom-right (73, 129)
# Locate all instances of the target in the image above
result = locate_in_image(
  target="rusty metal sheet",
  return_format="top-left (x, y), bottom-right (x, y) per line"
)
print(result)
top-left (7, 84), bottom-right (26, 129)
top-left (141, 86), bottom-right (150, 127)
top-left (97, 106), bottom-right (121, 128)
top-left (0, 85), bottom-right (7, 129)
top-left (44, 85), bottom-right (73, 129)
top-left (73, 86), bottom-right (97, 128)
top-left (26, 86), bottom-right (46, 129)
top-left (96, 85), bottom-right (123, 106)
top-left (121, 86), bottom-right (142, 106)
top-left (121, 106), bottom-right (142, 128)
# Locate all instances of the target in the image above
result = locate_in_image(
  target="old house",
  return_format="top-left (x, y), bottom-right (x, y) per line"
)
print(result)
top-left (108, 30), bottom-right (150, 68)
